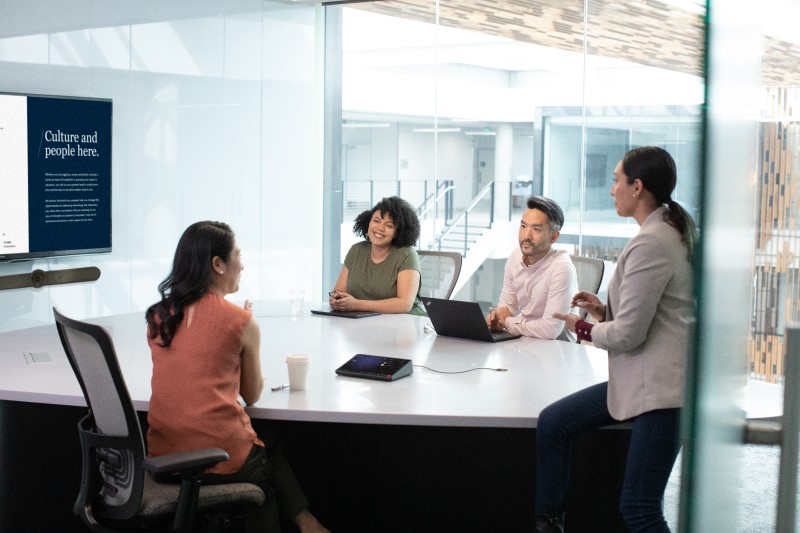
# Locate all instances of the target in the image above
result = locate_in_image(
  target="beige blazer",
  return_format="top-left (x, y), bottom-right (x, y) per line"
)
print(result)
top-left (591, 207), bottom-right (694, 421)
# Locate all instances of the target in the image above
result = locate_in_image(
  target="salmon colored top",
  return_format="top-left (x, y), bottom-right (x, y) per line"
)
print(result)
top-left (147, 291), bottom-right (263, 474)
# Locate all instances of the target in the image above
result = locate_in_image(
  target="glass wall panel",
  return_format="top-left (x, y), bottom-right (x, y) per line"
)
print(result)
top-left (330, 1), bottom-right (712, 530)
top-left (0, 1), bottom-right (320, 330)
top-left (259, 5), bottom-right (321, 301)
top-left (685, 1), bottom-right (800, 530)
top-left (752, 90), bottom-right (800, 383)
top-left (332, 1), bottom-right (705, 308)
top-left (335, 1), bottom-right (590, 303)
top-left (339, 4), bottom-right (437, 261)
top-left (330, 2), bottom-right (800, 528)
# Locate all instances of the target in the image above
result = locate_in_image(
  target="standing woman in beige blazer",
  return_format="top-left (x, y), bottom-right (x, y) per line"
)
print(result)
top-left (538, 146), bottom-right (697, 533)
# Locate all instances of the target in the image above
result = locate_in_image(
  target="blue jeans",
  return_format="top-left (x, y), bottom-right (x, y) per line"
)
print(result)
top-left (535, 382), bottom-right (680, 533)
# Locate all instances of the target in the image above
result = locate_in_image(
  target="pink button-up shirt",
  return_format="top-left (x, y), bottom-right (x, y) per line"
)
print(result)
top-left (497, 248), bottom-right (577, 341)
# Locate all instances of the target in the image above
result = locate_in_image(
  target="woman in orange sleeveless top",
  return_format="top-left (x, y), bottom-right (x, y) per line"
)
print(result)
top-left (146, 221), bottom-right (328, 532)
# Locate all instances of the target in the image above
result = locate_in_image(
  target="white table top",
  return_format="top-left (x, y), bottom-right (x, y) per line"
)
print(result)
top-left (0, 300), bottom-right (782, 428)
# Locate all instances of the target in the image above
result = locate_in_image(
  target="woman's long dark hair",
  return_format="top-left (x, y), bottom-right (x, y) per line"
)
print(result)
top-left (145, 221), bottom-right (235, 347)
top-left (622, 146), bottom-right (698, 256)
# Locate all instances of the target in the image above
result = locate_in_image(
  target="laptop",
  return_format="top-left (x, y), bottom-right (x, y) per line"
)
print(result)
top-left (421, 297), bottom-right (522, 343)
top-left (310, 307), bottom-right (380, 319)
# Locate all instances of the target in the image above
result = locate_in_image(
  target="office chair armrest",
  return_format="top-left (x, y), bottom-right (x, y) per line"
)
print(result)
top-left (143, 448), bottom-right (233, 532)
top-left (142, 448), bottom-right (230, 478)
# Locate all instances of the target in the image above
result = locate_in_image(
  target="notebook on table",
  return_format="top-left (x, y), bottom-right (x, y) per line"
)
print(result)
top-left (310, 307), bottom-right (380, 319)
top-left (421, 297), bottom-right (522, 343)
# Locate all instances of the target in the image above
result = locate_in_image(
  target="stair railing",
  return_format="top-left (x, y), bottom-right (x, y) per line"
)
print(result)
top-left (343, 179), bottom-right (454, 222)
top-left (431, 182), bottom-right (496, 256)
top-left (417, 180), bottom-right (455, 221)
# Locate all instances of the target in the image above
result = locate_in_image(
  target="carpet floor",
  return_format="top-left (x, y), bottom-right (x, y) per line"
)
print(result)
top-left (664, 445), bottom-right (781, 532)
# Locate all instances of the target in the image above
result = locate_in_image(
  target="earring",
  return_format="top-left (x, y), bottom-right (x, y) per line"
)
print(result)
top-left (633, 194), bottom-right (638, 198)
top-left (219, 270), bottom-right (224, 274)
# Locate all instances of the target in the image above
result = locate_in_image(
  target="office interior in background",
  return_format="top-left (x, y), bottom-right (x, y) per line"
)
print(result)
top-left (0, 0), bottom-right (798, 531)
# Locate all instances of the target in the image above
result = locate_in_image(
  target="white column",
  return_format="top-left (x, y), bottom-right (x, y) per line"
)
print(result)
top-left (493, 123), bottom-right (513, 220)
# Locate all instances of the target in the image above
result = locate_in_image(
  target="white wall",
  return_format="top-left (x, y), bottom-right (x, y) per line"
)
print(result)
top-left (397, 125), bottom-right (474, 209)
top-left (0, 1), bottom-right (322, 332)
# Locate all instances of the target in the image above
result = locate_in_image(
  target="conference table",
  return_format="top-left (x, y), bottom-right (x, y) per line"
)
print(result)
top-left (0, 300), bottom-right (627, 532)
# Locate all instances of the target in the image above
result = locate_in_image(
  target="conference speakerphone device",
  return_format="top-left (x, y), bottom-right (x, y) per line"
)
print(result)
top-left (335, 353), bottom-right (413, 382)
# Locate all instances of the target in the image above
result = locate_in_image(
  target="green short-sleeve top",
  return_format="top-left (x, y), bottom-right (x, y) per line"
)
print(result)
top-left (344, 241), bottom-right (425, 315)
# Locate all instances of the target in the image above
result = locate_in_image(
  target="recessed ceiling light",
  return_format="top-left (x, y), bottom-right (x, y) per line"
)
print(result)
top-left (342, 122), bottom-right (391, 128)
top-left (412, 127), bottom-right (462, 133)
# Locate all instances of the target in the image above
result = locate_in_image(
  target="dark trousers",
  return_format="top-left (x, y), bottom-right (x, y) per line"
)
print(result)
top-left (535, 381), bottom-right (681, 532)
top-left (201, 437), bottom-right (309, 532)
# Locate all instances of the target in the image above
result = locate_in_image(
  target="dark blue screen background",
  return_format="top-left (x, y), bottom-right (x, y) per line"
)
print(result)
top-left (24, 95), bottom-right (112, 258)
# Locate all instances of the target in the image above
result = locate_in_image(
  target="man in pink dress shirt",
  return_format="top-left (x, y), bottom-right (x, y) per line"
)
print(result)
top-left (486, 196), bottom-right (577, 342)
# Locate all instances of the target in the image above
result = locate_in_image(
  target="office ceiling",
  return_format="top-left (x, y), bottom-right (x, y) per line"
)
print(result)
top-left (351, 0), bottom-right (800, 87)
top-left (1, 0), bottom-right (797, 86)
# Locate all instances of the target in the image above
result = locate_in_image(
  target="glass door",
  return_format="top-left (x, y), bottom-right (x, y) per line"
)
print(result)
top-left (682, 1), bottom-right (800, 530)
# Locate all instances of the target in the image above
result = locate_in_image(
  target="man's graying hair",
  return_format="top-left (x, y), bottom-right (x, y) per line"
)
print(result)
top-left (526, 196), bottom-right (565, 232)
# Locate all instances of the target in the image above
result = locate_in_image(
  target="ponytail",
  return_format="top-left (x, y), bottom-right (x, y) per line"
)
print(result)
top-left (664, 198), bottom-right (697, 258)
top-left (622, 146), bottom-right (697, 259)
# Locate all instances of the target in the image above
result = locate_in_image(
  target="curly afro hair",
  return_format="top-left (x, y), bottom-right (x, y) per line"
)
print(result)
top-left (353, 196), bottom-right (421, 248)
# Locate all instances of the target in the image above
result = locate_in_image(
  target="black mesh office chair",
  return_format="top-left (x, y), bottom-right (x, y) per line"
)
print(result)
top-left (53, 308), bottom-right (265, 532)
top-left (570, 255), bottom-right (605, 320)
top-left (418, 250), bottom-right (463, 300)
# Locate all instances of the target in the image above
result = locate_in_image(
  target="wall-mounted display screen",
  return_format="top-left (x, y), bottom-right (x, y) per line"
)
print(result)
top-left (0, 92), bottom-right (112, 261)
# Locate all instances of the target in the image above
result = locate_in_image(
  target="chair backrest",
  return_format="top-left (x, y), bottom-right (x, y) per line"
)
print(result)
top-left (570, 255), bottom-right (605, 319)
top-left (54, 307), bottom-right (146, 522)
top-left (418, 250), bottom-right (463, 300)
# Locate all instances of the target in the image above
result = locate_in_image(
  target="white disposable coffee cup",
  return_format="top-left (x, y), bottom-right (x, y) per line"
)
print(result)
top-left (286, 354), bottom-right (310, 391)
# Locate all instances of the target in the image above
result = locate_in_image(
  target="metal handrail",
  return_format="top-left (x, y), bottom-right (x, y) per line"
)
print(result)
top-left (432, 181), bottom-right (495, 253)
top-left (342, 178), bottom-right (454, 220)
top-left (418, 183), bottom-right (455, 219)
top-left (343, 178), bottom-right (512, 257)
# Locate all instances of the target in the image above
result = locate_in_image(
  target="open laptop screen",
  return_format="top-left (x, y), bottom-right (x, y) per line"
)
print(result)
top-left (422, 298), bottom-right (521, 343)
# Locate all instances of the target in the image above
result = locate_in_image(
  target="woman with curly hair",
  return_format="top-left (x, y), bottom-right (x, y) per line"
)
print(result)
top-left (329, 196), bottom-right (425, 315)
